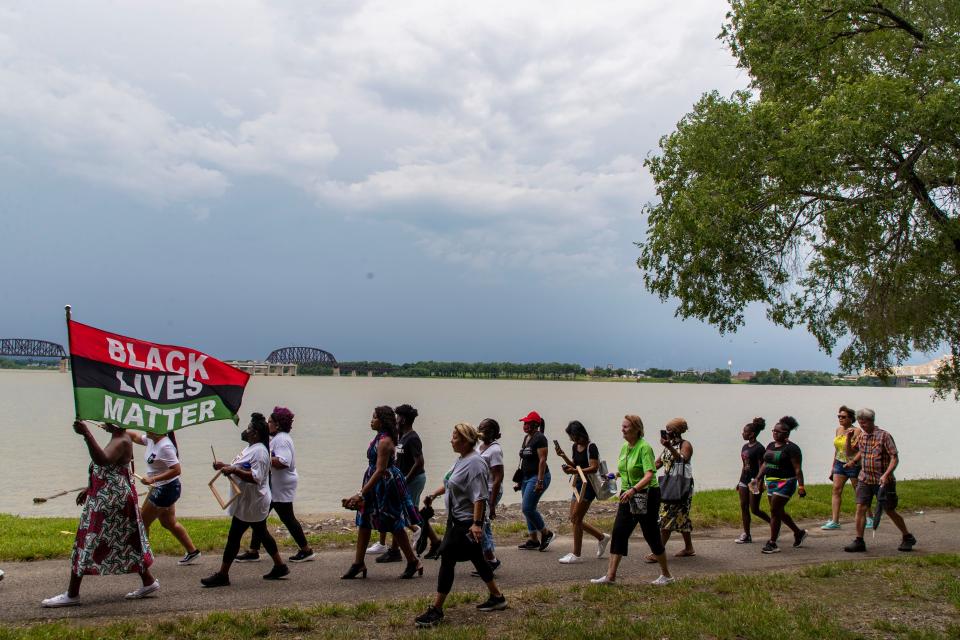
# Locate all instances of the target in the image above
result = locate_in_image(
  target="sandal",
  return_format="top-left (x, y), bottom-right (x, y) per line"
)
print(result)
top-left (674, 549), bottom-right (696, 557)
top-left (643, 553), bottom-right (658, 564)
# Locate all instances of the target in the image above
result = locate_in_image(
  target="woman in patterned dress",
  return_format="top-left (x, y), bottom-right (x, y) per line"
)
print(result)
top-left (341, 405), bottom-right (422, 580)
top-left (648, 417), bottom-right (695, 560)
top-left (41, 421), bottom-right (157, 608)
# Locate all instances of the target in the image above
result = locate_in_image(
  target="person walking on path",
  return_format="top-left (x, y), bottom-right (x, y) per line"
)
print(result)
top-left (42, 421), bottom-right (157, 607)
top-left (238, 407), bottom-right (314, 564)
top-left (515, 411), bottom-right (555, 551)
top-left (843, 408), bottom-right (917, 553)
top-left (651, 418), bottom-right (695, 559)
top-left (414, 423), bottom-right (507, 628)
top-left (591, 414), bottom-right (673, 586)
top-left (129, 430), bottom-right (200, 565)
top-left (735, 417), bottom-right (771, 544)
top-left (822, 405), bottom-right (862, 531)
top-left (753, 416), bottom-right (807, 554)
top-left (201, 413), bottom-right (290, 587)
top-left (370, 404), bottom-right (425, 563)
top-left (555, 420), bottom-right (609, 564)
top-left (341, 406), bottom-right (422, 580)
top-left (476, 418), bottom-right (505, 572)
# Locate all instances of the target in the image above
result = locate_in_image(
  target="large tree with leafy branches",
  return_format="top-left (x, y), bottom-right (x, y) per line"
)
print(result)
top-left (638, 0), bottom-right (960, 397)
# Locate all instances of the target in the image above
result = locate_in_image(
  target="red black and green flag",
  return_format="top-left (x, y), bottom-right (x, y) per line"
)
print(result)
top-left (68, 320), bottom-right (250, 433)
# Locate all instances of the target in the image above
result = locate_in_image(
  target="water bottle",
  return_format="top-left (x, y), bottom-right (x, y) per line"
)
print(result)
top-left (606, 473), bottom-right (616, 480)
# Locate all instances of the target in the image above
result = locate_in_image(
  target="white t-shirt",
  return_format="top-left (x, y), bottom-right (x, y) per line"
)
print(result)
top-left (144, 436), bottom-right (179, 487)
top-left (227, 444), bottom-right (272, 522)
top-left (478, 441), bottom-right (504, 491)
top-left (269, 432), bottom-right (298, 503)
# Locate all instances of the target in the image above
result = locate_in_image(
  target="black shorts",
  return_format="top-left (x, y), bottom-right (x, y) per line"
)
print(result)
top-left (572, 478), bottom-right (596, 502)
top-left (855, 480), bottom-right (898, 510)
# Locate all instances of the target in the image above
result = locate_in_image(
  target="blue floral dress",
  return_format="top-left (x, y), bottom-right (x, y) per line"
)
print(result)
top-left (356, 433), bottom-right (422, 533)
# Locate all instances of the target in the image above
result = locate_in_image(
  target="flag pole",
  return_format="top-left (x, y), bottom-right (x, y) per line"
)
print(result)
top-left (65, 305), bottom-right (80, 420)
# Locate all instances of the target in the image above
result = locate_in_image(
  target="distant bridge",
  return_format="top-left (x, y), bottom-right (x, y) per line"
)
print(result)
top-left (266, 347), bottom-right (338, 367)
top-left (0, 338), bottom-right (67, 359)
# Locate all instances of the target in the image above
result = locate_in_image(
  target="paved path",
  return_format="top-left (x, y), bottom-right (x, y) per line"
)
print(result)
top-left (2, 511), bottom-right (957, 624)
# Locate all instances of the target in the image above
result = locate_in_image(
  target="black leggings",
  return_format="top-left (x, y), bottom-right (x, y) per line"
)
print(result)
top-left (438, 518), bottom-right (493, 594)
top-left (610, 487), bottom-right (665, 557)
top-left (224, 517), bottom-right (278, 563)
top-left (249, 501), bottom-right (308, 551)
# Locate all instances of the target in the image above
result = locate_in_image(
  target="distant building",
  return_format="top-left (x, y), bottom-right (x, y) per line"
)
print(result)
top-left (735, 371), bottom-right (755, 381)
top-left (226, 360), bottom-right (298, 376)
top-left (862, 355), bottom-right (953, 379)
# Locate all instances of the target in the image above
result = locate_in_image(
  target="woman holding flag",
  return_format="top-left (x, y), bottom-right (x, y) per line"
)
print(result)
top-left (41, 421), bottom-right (158, 607)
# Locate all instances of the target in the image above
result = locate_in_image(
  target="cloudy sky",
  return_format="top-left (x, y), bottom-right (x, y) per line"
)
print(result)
top-left (0, 1), bottom-right (843, 371)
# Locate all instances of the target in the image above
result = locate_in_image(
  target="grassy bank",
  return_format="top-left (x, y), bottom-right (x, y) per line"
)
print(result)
top-left (3, 478), bottom-right (956, 562)
top-left (2, 554), bottom-right (957, 639)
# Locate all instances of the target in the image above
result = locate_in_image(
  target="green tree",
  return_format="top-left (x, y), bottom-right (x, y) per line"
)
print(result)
top-left (638, 1), bottom-right (960, 397)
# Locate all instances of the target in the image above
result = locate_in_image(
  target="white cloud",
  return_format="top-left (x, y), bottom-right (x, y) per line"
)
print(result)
top-left (0, 1), bottom-right (743, 274)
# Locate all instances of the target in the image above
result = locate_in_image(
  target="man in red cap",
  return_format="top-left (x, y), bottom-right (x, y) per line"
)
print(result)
top-left (515, 411), bottom-right (555, 551)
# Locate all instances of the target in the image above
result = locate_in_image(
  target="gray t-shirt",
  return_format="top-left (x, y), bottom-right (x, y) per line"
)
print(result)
top-left (444, 451), bottom-right (490, 521)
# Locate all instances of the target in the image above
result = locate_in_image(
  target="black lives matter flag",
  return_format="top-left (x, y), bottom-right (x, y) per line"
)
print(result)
top-left (68, 320), bottom-right (250, 433)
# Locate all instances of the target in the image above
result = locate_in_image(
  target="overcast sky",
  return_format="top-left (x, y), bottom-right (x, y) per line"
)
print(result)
top-left (0, 1), bottom-right (847, 371)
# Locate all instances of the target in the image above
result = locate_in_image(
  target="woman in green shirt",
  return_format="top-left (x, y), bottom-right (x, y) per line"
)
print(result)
top-left (590, 415), bottom-right (673, 586)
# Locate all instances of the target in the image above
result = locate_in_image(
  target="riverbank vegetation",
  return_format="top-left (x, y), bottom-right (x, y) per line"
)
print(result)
top-left (2, 554), bottom-right (957, 639)
top-left (0, 357), bottom-right (58, 370)
top-left (3, 478), bottom-right (956, 562)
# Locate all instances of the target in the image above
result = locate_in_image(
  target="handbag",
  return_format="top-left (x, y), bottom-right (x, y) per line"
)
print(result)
top-left (628, 489), bottom-right (648, 515)
top-left (588, 459), bottom-right (617, 501)
top-left (659, 452), bottom-right (693, 504)
top-left (511, 465), bottom-right (524, 484)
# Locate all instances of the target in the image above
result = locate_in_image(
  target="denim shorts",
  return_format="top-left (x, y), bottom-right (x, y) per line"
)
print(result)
top-left (832, 460), bottom-right (861, 479)
top-left (765, 477), bottom-right (797, 499)
top-left (148, 478), bottom-right (182, 508)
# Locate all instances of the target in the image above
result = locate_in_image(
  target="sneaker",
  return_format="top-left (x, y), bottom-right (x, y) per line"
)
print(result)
top-left (234, 550), bottom-right (260, 563)
top-left (200, 572), bottom-right (230, 588)
top-left (366, 542), bottom-right (389, 554)
top-left (898, 534), bottom-right (917, 552)
top-left (793, 529), bottom-right (808, 548)
top-left (651, 574), bottom-right (675, 586)
top-left (424, 542), bottom-right (442, 560)
top-left (761, 541), bottom-right (780, 554)
top-left (178, 550), bottom-right (202, 566)
top-left (289, 549), bottom-right (315, 563)
top-left (821, 520), bottom-right (841, 530)
top-left (518, 539), bottom-right (540, 550)
top-left (559, 553), bottom-right (584, 564)
top-left (125, 580), bottom-right (160, 599)
top-left (590, 575), bottom-right (615, 584)
top-left (0, 568), bottom-right (4, 581)
top-left (476, 594), bottom-right (507, 611)
top-left (414, 605), bottom-right (444, 628)
top-left (734, 533), bottom-right (752, 544)
top-left (596, 533), bottom-right (611, 558)
top-left (844, 537), bottom-right (866, 553)
top-left (538, 530), bottom-right (555, 552)
top-left (375, 548), bottom-right (402, 563)
top-left (866, 516), bottom-right (875, 529)
top-left (263, 564), bottom-right (290, 580)
top-left (41, 592), bottom-right (81, 608)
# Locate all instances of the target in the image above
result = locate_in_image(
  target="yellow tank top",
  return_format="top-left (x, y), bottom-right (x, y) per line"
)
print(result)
top-left (834, 432), bottom-right (849, 462)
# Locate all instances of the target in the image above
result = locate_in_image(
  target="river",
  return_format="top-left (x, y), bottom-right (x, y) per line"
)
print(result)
top-left (2, 370), bottom-right (957, 517)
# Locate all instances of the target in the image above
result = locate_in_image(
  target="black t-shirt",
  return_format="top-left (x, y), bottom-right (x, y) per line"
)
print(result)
top-left (740, 441), bottom-right (765, 484)
top-left (519, 432), bottom-right (549, 478)
top-left (572, 442), bottom-right (599, 470)
top-left (396, 430), bottom-right (424, 477)
top-left (763, 441), bottom-right (802, 479)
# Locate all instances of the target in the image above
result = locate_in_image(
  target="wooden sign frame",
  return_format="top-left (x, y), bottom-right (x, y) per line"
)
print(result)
top-left (208, 470), bottom-right (241, 510)
top-left (569, 466), bottom-right (588, 503)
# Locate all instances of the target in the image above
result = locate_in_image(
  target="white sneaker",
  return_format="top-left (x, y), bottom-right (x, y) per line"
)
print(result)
top-left (366, 542), bottom-right (389, 554)
top-left (590, 575), bottom-right (616, 584)
top-left (596, 533), bottom-right (611, 558)
top-left (125, 580), bottom-right (160, 599)
top-left (651, 574), bottom-right (675, 586)
top-left (0, 568), bottom-right (4, 581)
top-left (410, 526), bottom-right (422, 547)
top-left (42, 592), bottom-right (81, 608)
top-left (559, 553), bottom-right (584, 564)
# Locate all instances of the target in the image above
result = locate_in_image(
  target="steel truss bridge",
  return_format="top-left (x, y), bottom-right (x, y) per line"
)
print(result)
top-left (266, 347), bottom-right (338, 367)
top-left (0, 338), bottom-right (67, 359)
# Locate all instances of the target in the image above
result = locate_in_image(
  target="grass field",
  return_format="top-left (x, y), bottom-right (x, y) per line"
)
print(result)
top-left (1, 554), bottom-right (957, 639)
top-left (2, 478), bottom-right (956, 562)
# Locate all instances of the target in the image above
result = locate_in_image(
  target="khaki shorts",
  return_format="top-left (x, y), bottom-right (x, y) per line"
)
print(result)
top-left (855, 480), bottom-right (898, 510)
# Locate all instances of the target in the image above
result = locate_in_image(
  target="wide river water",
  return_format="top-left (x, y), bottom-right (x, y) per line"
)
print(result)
top-left (2, 370), bottom-right (957, 517)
